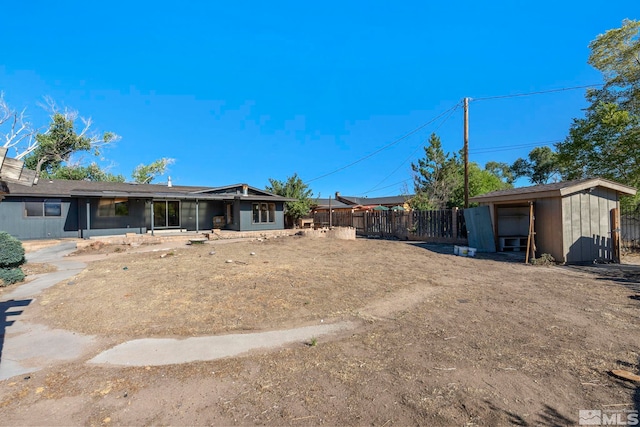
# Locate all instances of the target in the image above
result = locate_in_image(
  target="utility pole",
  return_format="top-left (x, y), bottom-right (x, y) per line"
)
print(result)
top-left (463, 97), bottom-right (469, 209)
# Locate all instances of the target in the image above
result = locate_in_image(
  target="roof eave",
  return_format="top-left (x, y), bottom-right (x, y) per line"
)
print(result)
top-left (470, 190), bottom-right (562, 203)
top-left (558, 178), bottom-right (637, 196)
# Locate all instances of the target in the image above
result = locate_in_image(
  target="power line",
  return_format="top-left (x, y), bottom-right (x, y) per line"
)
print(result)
top-left (470, 139), bottom-right (561, 154)
top-left (471, 83), bottom-right (603, 102)
top-left (362, 103), bottom-right (461, 195)
top-left (359, 179), bottom-right (412, 196)
top-left (305, 102), bottom-right (462, 184)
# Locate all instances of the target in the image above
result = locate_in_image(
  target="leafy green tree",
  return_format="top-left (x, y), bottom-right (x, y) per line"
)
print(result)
top-left (449, 162), bottom-right (512, 207)
top-left (556, 19), bottom-right (640, 190)
top-left (19, 104), bottom-right (174, 184)
top-left (588, 19), bottom-right (640, 114)
top-left (131, 158), bottom-right (175, 184)
top-left (410, 133), bottom-right (512, 209)
top-left (23, 112), bottom-right (118, 179)
top-left (266, 173), bottom-right (313, 226)
top-left (511, 146), bottom-right (561, 184)
top-left (559, 102), bottom-right (639, 181)
top-left (410, 133), bottom-right (461, 209)
top-left (485, 161), bottom-right (516, 185)
top-left (46, 163), bottom-right (125, 182)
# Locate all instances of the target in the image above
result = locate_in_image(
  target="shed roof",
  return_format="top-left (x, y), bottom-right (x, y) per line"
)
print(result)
top-left (470, 178), bottom-right (637, 204)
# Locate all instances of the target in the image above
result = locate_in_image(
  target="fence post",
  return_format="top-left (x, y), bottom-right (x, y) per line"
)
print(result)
top-left (452, 207), bottom-right (458, 240)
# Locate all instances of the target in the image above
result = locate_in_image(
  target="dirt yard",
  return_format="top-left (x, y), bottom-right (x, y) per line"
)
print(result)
top-left (1, 236), bottom-right (639, 426)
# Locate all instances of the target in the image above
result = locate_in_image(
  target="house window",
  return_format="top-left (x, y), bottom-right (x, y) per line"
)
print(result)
top-left (252, 203), bottom-right (275, 223)
top-left (97, 198), bottom-right (129, 217)
top-left (24, 200), bottom-right (62, 217)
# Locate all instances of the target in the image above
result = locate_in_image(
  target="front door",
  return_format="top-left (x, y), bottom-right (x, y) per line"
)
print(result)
top-left (154, 200), bottom-right (181, 228)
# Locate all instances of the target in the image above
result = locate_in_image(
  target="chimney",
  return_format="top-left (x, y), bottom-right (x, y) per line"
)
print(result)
top-left (242, 184), bottom-right (248, 196)
top-left (335, 191), bottom-right (340, 198)
top-left (167, 176), bottom-right (172, 187)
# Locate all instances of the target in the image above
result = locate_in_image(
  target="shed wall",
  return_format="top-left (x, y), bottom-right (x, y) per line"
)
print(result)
top-left (533, 197), bottom-right (564, 262)
top-left (561, 188), bottom-right (617, 263)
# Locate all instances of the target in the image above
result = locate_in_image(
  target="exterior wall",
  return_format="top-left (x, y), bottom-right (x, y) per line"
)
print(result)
top-left (238, 201), bottom-right (285, 231)
top-left (228, 200), bottom-right (241, 231)
top-left (1, 195), bottom-right (287, 239)
top-left (561, 187), bottom-right (618, 263)
top-left (86, 198), bottom-right (147, 229)
top-left (0, 197), bottom-right (80, 240)
top-left (180, 200), bottom-right (225, 231)
top-left (496, 206), bottom-right (529, 236)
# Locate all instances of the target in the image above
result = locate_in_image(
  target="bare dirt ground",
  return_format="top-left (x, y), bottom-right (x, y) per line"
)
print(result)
top-left (1, 236), bottom-right (639, 426)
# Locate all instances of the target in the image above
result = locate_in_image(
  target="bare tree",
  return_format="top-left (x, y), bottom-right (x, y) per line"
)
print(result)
top-left (0, 92), bottom-right (38, 159)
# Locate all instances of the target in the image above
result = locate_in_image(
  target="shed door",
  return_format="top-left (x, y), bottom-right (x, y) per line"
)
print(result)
top-left (464, 206), bottom-right (496, 252)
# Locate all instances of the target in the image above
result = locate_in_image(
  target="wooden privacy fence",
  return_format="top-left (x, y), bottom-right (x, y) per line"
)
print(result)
top-left (312, 209), bottom-right (467, 243)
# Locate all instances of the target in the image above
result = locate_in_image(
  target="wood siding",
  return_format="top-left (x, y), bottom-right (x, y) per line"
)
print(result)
top-left (561, 188), bottom-right (617, 263)
top-left (533, 197), bottom-right (564, 262)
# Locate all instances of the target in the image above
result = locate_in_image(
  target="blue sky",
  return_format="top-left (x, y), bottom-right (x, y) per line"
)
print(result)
top-left (0, 1), bottom-right (636, 198)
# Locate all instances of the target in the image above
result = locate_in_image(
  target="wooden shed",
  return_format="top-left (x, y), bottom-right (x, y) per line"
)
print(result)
top-left (469, 178), bottom-right (637, 264)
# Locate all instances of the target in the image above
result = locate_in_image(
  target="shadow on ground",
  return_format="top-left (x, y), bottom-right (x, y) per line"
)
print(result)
top-left (0, 299), bottom-right (32, 364)
top-left (408, 241), bottom-right (527, 264)
top-left (564, 263), bottom-right (640, 294)
top-left (485, 401), bottom-right (575, 426)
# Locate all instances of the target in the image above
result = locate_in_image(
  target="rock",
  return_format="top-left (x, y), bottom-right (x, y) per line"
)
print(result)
top-left (226, 260), bottom-right (233, 263)
top-left (209, 251), bottom-right (216, 255)
top-left (250, 252), bottom-right (256, 256)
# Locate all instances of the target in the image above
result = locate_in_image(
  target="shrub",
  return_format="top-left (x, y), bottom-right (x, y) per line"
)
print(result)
top-left (0, 232), bottom-right (26, 285)
top-left (0, 267), bottom-right (25, 286)
top-left (0, 232), bottom-right (25, 268)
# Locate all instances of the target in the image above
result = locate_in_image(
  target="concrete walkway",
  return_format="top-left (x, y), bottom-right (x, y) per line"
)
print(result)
top-left (89, 322), bottom-right (353, 367)
top-left (0, 242), bottom-right (96, 381)
top-left (0, 241), bottom-right (353, 380)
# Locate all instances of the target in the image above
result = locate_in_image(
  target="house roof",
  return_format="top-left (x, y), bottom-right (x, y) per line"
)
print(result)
top-left (3, 179), bottom-right (295, 202)
top-left (312, 198), bottom-right (353, 210)
top-left (470, 178), bottom-right (637, 204)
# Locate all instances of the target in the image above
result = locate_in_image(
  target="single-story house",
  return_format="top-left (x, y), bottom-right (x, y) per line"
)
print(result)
top-left (469, 178), bottom-right (637, 264)
top-left (0, 179), bottom-right (294, 240)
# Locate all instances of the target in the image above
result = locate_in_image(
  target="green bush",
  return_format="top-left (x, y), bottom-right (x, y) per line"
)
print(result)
top-left (0, 267), bottom-right (25, 286)
top-left (0, 232), bottom-right (25, 267)
top-left (0, 232), bottom-right (26, 285)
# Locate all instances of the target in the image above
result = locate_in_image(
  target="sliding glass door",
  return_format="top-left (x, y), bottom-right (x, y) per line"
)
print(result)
top-left (153, 200), bottom-right (180, 228)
